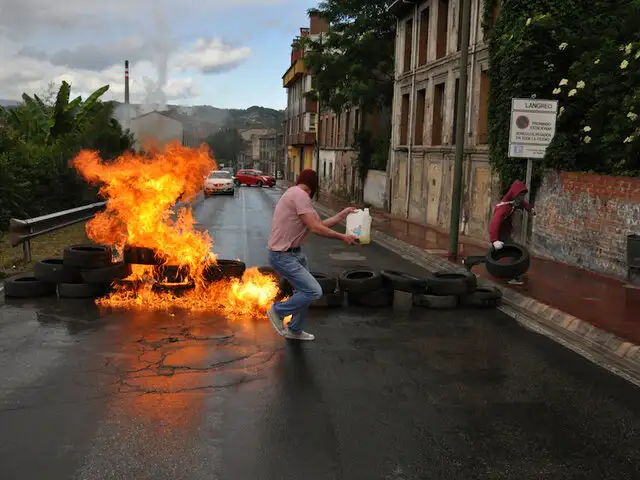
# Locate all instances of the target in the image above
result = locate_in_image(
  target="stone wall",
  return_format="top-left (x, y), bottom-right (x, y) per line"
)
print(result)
top-left (531, 171), bottom-right (640, 278)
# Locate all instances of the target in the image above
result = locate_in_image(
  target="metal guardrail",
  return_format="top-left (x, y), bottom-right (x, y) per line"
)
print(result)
top-left (9, 202), bottom-right (107, 262)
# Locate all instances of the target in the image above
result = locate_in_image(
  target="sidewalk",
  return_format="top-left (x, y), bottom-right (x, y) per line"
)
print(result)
top-left (315, 192), bottom-right (640, 346)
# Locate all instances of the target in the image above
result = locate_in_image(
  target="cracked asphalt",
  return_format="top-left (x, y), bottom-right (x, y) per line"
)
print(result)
top-left (1, 185), bottom-right (639, 479)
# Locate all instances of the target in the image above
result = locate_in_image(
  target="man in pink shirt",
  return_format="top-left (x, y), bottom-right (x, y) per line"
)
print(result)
top-left (267, 169), bottom-right (359, 341)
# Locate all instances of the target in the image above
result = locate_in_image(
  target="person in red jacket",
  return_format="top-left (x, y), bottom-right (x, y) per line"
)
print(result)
top-left (488, 180), bottom-right (535, 285)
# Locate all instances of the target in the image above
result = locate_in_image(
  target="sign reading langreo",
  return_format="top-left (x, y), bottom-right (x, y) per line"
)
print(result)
top-left (508, 98), bottom-right (558, 159)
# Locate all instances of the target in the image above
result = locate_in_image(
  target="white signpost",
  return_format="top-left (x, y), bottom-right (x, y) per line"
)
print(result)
top-left (508, 98), bottom-right (558, 240)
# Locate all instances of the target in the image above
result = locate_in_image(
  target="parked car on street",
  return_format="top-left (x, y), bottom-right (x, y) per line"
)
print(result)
top-left (204, 170), bottom-right (235, 196)
top-left (234, 169), bottom-right (276, 187)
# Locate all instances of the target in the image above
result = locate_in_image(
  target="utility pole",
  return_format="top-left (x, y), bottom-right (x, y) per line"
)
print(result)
top-left (448, 0), bottom-right (472, 259)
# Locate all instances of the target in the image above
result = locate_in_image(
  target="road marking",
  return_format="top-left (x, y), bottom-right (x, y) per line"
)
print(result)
top-left (240, 187), bottom-right (249, 264)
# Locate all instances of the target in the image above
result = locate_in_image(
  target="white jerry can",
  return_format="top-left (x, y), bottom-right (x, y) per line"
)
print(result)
top-left (345, 208), bottom-right (372, 244)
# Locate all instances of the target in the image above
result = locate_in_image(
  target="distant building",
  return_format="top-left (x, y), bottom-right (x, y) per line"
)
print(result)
top-left (238, 127), bottom-right (277, 169)
top-left (129, 111), bottom-right (184, 151)
top-left (259, 134), bottom-right (277, 174)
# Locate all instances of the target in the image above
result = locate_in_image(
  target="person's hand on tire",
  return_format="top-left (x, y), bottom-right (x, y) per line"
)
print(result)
top-left (342, 234), bottom-right (360, 245)
top-left (492, 241), bottom-right (504, 250)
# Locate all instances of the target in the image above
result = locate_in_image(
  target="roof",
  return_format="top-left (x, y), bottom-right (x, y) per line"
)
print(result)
top-left (131, 110), bottom-right (177, 122)
top-left (387, 0), bottom-right (418, 18)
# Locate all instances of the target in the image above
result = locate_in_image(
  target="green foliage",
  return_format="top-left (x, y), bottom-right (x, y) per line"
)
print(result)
top-left (486, 0), bottom-right (640, 193)
top-left (300, 0), bottom-right (395, 113)
top-left (353, 127), bottom-right (389, 182)
top-left (205, 128), bottom-right (247, 165)
top-left (0, 82), bottom-right (133, 229)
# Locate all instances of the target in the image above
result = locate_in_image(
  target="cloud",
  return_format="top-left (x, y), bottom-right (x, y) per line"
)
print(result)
top-left (174, 38), bottom-right (251, 74)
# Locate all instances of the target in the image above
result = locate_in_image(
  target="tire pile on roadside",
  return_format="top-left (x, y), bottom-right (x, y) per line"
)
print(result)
top-left (262, 267), bottom-right (502, 310)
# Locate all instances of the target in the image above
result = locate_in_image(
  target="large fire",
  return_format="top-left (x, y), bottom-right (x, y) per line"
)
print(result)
top-left (71, 142), bottom-right (279, 317)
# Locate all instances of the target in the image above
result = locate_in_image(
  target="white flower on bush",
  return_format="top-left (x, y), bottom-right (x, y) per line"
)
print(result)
top-left (559, 106), bottom-right (565, 116)
top-left (583, 136), bottom-right (591, 143)
top-left (576, 80), bottom-right (585, 89)
top-left (526, 18), bottom-right (532, 26)
top-left (559, 42), bottom-right (568, 50)
top-left (594, 58), bottom-right (600, 64)
top-left (621, 60), bottom-right (629, 69)
top-left (568, 89), bottom-right (577, 97)
top-left (636, 51), bottom-right (640, 60)
top-left (624, 136), bottom-right (635, 143)
top-left (559, 78), bottom-right (568, 86)
top-left (625, 43), bottom-right (633, 55)
top-left (583, 126), bottom-right (591, 132)
top-left (628, 112), bottom-right (638, 121)
top-left (553, 88), bottom-right (562, 95)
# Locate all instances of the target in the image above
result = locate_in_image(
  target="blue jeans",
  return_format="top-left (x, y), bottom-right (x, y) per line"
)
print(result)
top-left (268, 249), bottom-right (323, 332)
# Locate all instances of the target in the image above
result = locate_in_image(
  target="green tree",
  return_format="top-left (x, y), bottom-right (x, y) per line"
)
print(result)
top-left (301, 0), bottom-right (395, 113)
top-left (205, 128), bottom-right (247, 165)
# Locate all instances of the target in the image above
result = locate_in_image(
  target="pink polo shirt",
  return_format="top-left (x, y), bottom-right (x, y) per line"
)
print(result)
top-left (268, 186), bottom-right (316, 251)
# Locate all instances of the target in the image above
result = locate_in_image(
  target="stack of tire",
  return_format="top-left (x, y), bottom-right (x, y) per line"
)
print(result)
top-left (463, 243), bottom-right (530, 279)
top-left (4, 244), bottom-right (129, 299)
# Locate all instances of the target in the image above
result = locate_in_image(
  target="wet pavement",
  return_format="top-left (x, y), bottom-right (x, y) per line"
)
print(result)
top-left (0, 185), bottom-right (639, 479)
top-left (318, 193), bottom-right (640, 345)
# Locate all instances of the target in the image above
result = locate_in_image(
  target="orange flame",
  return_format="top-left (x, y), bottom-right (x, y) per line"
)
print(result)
top-left (72, 143), bottom-right (279, 318)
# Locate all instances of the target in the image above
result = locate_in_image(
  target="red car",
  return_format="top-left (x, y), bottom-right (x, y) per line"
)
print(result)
top-left (234, 169), bottom-right (276, 187)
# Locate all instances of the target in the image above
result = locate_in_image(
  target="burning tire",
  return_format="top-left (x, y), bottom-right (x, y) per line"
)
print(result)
top-left (338, 268), bottom-right (383, 295)
top-left (203, 259), bottom-right (246, 282)
top-left (4, 273), bottom-right (57, 298)
top-left (257, 266), bottom-right (293, 299)
top-left (58, 282), bottom-right (109, 298)
top-left (460, 286), bottom-right (502, 308)
top-left (310, 292), bottom-right (343, 308)
top-left (153, 264), bottom-right (189, 283)
top-left (63, 244), bottom-right (112, 269)
top-left (412, 293), bottom-right (458, 309)
top-left (348, 286), bottom-right (394, 307)
top-left (123, 245), bottom-right (166, 265)
top-left (152, 281), bottom-right (195, 296)
top-left (34, 258), bottom-right (83, 284)
top-left (426, 271), bottom-right (476, 296)
top-left (485, 243), bottom-right (530, 279)
top-left (82, 262), bottom-right (132, 284)
top-left (380, 270), bottom-right (427, 293)
top-left (310, 271), bottom-right (337, 294)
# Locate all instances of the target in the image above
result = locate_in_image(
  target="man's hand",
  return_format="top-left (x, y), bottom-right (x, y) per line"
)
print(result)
top-left (342, 234), bottom-right (360, 245)
top-left (340, 207), bottom-right (359, 218)
top-left (531, 208), bottom-right (537, 216)
top-left (492, 241), bottom-right (504, 250)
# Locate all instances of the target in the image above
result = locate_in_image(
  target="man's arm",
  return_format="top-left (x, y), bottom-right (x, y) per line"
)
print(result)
top-left (301, 211), bottom-right (355, 242)
top-left (488, 207), bottom-right (508, 243)
top-left (322, 207), bottom-right (357, 228)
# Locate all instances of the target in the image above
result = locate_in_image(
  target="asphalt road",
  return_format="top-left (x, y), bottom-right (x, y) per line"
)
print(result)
top-left (1, 185), bottom-right (639, 479)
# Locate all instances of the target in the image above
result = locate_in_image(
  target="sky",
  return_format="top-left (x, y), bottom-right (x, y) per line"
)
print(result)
top-left (0, 0), bottom-right (318, 109)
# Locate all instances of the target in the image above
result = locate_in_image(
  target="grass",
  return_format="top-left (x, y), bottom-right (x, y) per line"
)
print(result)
top-left (0, 222), bottom-right (90, 279)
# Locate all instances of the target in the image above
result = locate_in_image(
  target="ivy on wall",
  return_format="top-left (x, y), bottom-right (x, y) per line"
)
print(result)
top-left (485, 0), bottom-right (640, 194)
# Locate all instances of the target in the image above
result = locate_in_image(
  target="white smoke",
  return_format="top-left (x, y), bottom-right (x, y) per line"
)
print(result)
top-left (139, 7), bottom-right (173, 114)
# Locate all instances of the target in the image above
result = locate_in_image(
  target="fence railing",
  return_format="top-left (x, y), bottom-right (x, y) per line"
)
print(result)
top-left (9, 202), bottom-right (107, 262)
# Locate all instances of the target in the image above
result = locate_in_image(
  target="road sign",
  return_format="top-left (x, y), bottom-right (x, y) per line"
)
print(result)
top-left (509, 98), bottom-right (558, 159)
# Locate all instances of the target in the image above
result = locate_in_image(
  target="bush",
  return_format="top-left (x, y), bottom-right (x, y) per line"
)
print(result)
top-left (486, 0), bottom-right (640, 193)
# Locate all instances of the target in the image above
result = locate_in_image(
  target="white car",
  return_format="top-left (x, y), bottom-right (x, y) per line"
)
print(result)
top-left (204, 170), bottom-right (235, 196)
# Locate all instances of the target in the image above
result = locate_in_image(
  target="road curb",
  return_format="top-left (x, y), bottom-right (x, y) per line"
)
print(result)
top-left (313, 202), bottom-right (640, 387)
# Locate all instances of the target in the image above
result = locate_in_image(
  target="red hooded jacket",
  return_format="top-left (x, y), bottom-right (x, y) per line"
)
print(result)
top-left (488, 180), bottom-right (533, 242)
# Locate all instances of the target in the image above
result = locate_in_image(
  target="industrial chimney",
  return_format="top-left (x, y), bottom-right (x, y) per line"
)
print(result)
top-left (124, 60), bottom-right (129, 104)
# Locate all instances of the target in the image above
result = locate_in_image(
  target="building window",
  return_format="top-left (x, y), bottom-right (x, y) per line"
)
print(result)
top-left (403, 18), bottom-right (413, 73)
top-left (336, 113), bottom-right (341, 147)
top-left (457, 1), bottom-right (463, 51)
top-left (418, 8), bottom-right (429, 66)
top-left (400, 93), bottom-right (410, 145)
top-left (432, 82), bottom-right (445, 145)
top-left (354, 109), bottom-right (360, 132)
top-left (436, 0), bottom-right (449, 59)
top-left (414, 88), bottom-right (426, 145)
top-left (323, 161), bottom-right (326, 178)
top-left (477, 70), bottom-right (490, 144)
top-left (492, 0), bottom-right (501, 26)
top-left (452, 78), bottom-right (459, 144)
top-left (329, 162), bottom-right (333, 180)
top-left (345, 110), bottom-right (351, 147)
top-left (330, 115), bottom-right (335, 146)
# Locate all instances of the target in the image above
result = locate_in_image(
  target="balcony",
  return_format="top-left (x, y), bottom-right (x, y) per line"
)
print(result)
top-left (286, 132), bottom-right (316, 145)
top-left (283, 59), bottom-right (306, 87)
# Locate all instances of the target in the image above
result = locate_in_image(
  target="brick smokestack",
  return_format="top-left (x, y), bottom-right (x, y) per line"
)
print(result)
top-left (124, 60), bottom-right (129, 104)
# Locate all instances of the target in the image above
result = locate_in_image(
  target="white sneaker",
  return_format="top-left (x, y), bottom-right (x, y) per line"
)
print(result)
top-left (283, 329), bottom-right (314, 341)
top-left (266, 306), bottom-right (284, 335)
top-left (508, 278), bottom-right (524, 286)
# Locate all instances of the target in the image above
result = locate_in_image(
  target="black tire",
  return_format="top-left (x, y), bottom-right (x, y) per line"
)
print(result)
top-left (348, 286), bottom-right (394, 307)
top-left (462, 255), bottom-right (487, 271)
top-left (4, 273), bottom-right (56, 297)
top-left (380, 270), bottom-right (427, 293)
top-left (256, 180), bottom-right (263, 187)
top-left (152, 281), bottom-right (195, 295)
top-left (413, 293), bottom-right (458, 309)
top-left (338, 268), bottom-right (383, 295)
top-left (82, 262), bottom-right (132, 284)
top-left (34, 258), bottom-right (83, 283)
top-left (63, 244), bottom-right (112, 269)
top-left (310, 292), bottom-right (343, 308)
top-left (123, 245), bottom-right (166, 265)
top-left (153, 264), bottom-right (189, 283)
top-left (310, 271), bottom-right (337, 294)
top-left (485, 243), bottom-right (531, 278)
top-left (203, 259), bottom-right (246, 282)
top-left (234, 179), bottom-right (240, 187)
top-left (460, 286), bottom-right (502, 308)
top-left (269, 184), bottom-right (274, 188)
top-left (58, 282), bottom-right (109, 298)
top-left (427, 271), bottom-right (476, 296)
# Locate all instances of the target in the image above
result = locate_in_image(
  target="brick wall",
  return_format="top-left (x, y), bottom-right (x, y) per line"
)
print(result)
top-left (531, 170), bottom-right (640, 278)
